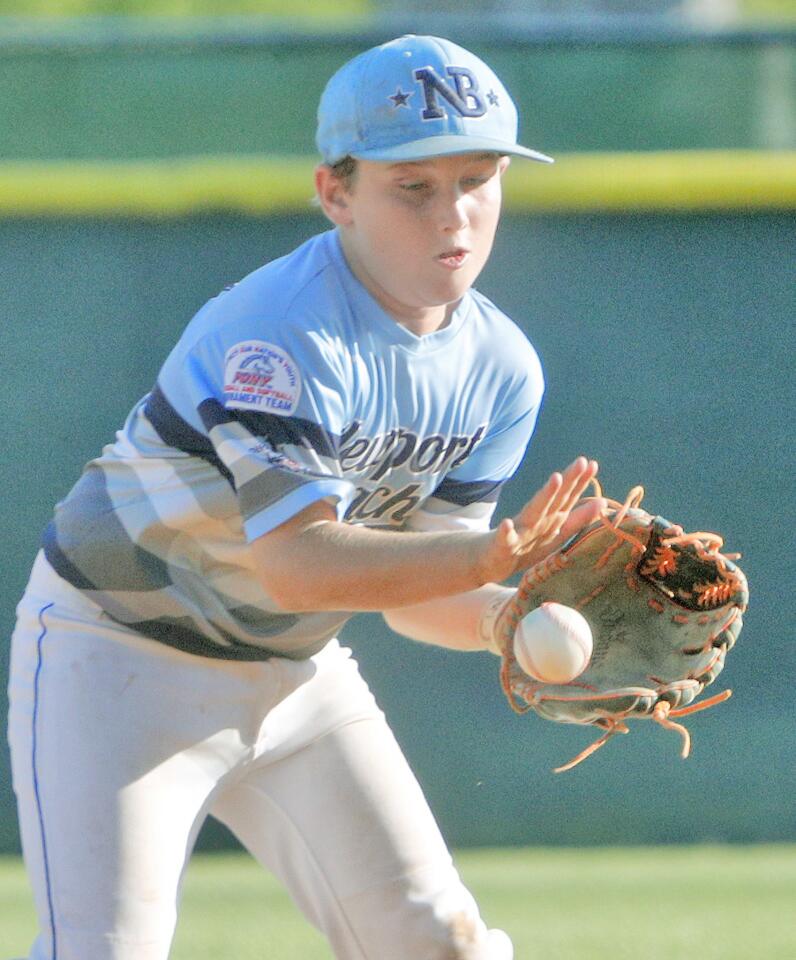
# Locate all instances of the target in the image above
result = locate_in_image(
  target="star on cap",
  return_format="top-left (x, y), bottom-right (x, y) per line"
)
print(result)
top-left (487, 89), bottom-right (500, 107)
top-left (388, 88), bottom-right (413, 109)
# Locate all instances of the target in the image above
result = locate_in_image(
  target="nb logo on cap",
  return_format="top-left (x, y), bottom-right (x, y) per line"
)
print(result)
top-left (413, 66), bottom-right (487, 120)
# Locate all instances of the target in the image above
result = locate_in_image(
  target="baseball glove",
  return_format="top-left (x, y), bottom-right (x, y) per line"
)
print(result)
top-left (497, 483), bottom-right (748, 772)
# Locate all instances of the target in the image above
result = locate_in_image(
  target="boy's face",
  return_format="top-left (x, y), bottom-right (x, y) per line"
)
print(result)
top-left (321, 152), bottom-right (510, 327)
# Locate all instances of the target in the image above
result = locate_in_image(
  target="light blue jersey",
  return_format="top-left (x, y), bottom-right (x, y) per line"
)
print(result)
top-left (44, 229), bottom-right (544, 660)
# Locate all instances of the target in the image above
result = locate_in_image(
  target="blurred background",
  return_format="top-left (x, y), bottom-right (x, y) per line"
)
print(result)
top-left (0, 1), bottom-right (794, 857)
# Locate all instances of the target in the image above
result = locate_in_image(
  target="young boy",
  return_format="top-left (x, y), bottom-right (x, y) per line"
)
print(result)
top-left (8, 35), bottom-right (600, 960)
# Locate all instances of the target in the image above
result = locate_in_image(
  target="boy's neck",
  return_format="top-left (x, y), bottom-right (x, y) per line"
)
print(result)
top-left (338, 230), bottom-right (457, 338)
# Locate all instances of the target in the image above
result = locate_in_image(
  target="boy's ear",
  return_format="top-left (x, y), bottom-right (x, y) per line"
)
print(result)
top-left (315, 165), bottom-right (353, 226)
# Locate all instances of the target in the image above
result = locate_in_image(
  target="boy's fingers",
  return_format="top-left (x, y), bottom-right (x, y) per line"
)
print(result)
top-left (519, 458), bottom-right (596, 528)
top-left (549, 457), bottom-right (598, 518)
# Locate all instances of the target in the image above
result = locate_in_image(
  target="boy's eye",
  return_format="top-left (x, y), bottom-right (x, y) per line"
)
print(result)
top-left (400, 181), bottom-right (429, 192)
top-left (463, 176), bottom-right (488, 187)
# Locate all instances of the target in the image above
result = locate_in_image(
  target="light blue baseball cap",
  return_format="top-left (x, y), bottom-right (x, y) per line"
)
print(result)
top-left (316, 35), bottom-right (553, 166)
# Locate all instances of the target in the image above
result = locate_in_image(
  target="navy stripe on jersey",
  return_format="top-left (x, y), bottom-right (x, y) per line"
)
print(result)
top-left (198, 398), bottom-right (339, 459)
top-left (44, 468), bottom-right (174, 592)
top-left (237, 466), bottom-right (315, 523)
top-left (145, 385), bottom-right (234, 486)
top-left (122, 614), bottom-right (298, 661)
top-left (42, 522), bottom-right (98, 590)
top-left (432, 476), bottom-right (504, 506)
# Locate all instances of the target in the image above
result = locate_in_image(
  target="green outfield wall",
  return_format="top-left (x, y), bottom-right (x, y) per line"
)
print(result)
top-left (0, 21), bottom-right (794, 161)
top-left (0, 23), bottom-right (794, 855)
top-left (1, 209), bottom-right (793, 854)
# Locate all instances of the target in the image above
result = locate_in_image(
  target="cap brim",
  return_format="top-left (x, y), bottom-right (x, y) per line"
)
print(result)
top-left (349, 135), bottom-right (554, 164)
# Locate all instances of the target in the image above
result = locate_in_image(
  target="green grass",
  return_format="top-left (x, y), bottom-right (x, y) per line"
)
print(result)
top-left (1, 845), bottom-right (794, 959)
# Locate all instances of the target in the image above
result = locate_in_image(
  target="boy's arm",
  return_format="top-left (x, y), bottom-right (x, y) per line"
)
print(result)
top-left (382, 584), bottom-right (515, 654)
top-left (251, 457), bottom-right (600, 615)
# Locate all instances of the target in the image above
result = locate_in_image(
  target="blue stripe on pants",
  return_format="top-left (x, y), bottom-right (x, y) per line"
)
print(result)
top-left (32, 602), bottom-right (56, 959)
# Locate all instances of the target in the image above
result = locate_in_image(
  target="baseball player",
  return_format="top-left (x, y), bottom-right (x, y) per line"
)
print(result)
top-left (7, 35), bottom-right (601, 960)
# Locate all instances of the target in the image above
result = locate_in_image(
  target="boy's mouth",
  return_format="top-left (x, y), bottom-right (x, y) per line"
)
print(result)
top-left (436, 248), bottom-right (469, 269)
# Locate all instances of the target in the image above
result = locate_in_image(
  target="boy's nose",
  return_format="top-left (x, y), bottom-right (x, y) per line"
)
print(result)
top-left (440, 195), bottom-right (469, 233)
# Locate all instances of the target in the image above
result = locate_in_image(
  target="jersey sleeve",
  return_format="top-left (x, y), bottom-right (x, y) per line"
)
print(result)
top-left (147, 317), bottom-right (358, 543)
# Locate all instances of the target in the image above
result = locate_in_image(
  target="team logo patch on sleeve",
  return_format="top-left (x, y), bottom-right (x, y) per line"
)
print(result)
top-left (224, 341), bottom-right (301, 416)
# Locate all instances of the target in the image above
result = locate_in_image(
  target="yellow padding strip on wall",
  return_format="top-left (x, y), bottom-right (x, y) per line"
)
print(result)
top-left (0, 151), bottom-right (793, 216)
top-left (502, 150), bottom-right (796, 212)
top-left (0, 157), bottom-right (318, 216)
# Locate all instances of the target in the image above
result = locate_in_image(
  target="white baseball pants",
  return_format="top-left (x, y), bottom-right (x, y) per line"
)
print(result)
top-left (7, 553), bottom-right (512, 960)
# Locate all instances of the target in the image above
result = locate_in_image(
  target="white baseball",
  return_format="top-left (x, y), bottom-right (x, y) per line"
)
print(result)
top-left (513, 602), bottom-right (593, 684)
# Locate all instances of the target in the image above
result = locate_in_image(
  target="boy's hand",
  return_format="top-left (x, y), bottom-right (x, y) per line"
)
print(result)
top-left (478, 457), bottom-right (602, 584)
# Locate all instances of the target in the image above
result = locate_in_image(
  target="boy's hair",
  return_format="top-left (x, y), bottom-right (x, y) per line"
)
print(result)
top-left (311, 155), bottom-right (358, 212)
top-left (329, 155), bottom-right (358, 190)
